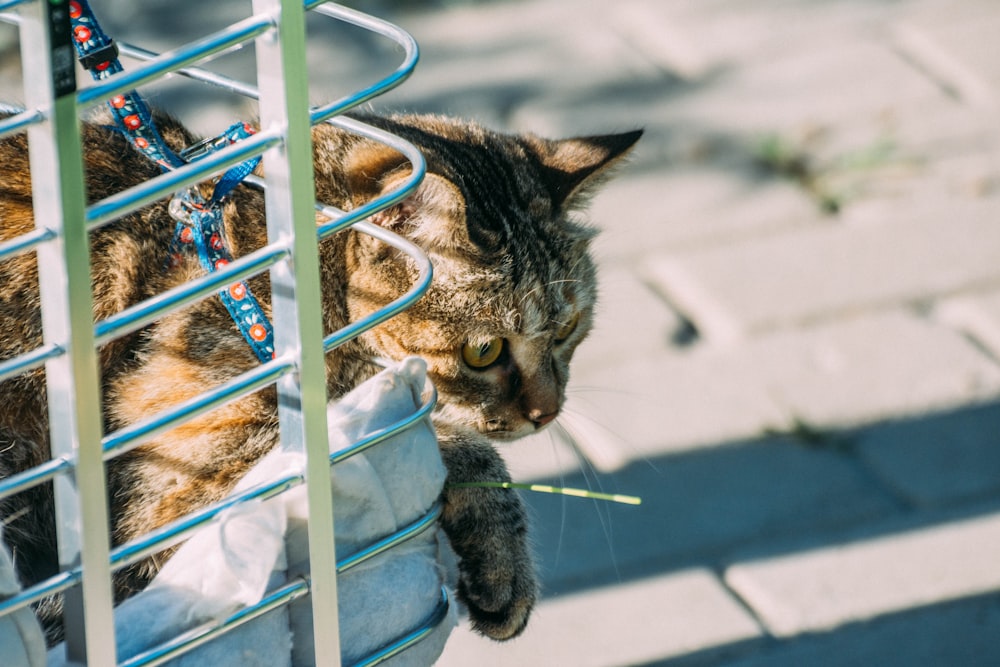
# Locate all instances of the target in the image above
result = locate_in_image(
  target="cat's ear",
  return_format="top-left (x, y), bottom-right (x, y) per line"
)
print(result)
top-left (345, 141), bottom-right (468, 249)
top-left (525, 129), bottom-right (642, 211)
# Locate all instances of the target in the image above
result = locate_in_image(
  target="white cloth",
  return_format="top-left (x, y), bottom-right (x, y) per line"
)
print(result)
top-left (26, 356), bottom-right (456, 667)
top-left (0, 526), bottom-right (46, 667)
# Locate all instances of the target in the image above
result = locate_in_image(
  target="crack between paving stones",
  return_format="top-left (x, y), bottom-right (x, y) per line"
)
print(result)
top-left (891, 23), bottom-right (998, 109)
top-left (637, 274), bottom-right (703, 349)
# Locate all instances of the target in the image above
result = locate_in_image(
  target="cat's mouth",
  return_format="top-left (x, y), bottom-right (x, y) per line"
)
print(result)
top-left (483, 419), bottom-right (513, 436)
top-left (481, 417), bottom-right (545, 441)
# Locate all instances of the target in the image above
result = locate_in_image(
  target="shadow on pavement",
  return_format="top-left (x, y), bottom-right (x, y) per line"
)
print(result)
top-left (508, 398), bottom-right (1000, 663)
top-left (525, 400), bottom-right (1000, 597)
top-left (638, 591), bottom-right (1000, 667)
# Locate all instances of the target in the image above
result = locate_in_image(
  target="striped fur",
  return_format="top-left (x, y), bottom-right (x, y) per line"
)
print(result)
top-left (0, 110), bottom-right (640, 643)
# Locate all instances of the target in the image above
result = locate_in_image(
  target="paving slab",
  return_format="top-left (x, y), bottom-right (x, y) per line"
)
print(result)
top-left (573, 266), bottom-right (689, 369)
top-left (741, 311), bottom-right (1000, 430)
top-left (856, 401), bottom-right (1000, 509)
top-left (895, 0), bottom-right (1000, 109)
top-left (725, 508), bottom-right (1000, 638)
top-left (374, 0), bottom-right (666, 127)
top-left (573, 311), bottom-right (1000, 458)
top-left (644, 200), bottom-right (1000, 342)
top-left (587, 167), bottom-right (820, 262)
top-left (513, 23), bottom-right (942, 141)
top-left (566, 349), bottom-right (788, 456)
top-left (677, 40), bottom-right (941, 137)
top-left (607, 0), bottom-right (891, 82)
top-left (717, 592), bottom-right (1000, 667)
top-left (4, 2), bottom-right (1000, 666)
top-left (842, 146), bottom-right (1000, 227)
top-left (934, 287), bottom-right (1000, 362)
top-left (516, 437), bottom-right (896, 594)
top-left (436, 569), bottom-right (762, 667)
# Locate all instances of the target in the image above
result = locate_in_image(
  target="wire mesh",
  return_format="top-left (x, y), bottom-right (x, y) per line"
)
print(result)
top-left (0, 1), bottom-right (448, 664)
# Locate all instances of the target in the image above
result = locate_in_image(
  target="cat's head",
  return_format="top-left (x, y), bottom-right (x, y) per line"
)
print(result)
top-left (318, 115), bottom-right (640, 440)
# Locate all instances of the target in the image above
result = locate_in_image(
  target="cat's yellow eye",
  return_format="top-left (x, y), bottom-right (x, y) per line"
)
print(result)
top-left (554, 312), bottom-right (580, 344)
top-left (462, 338), bottom-right (504, 369)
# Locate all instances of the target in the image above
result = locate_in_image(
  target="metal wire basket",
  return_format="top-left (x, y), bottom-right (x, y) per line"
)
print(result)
top-left (0, 1), bottom-right (450, 664)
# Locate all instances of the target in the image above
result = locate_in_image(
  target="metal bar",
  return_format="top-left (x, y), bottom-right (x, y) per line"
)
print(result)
top-left (110, 458), bottom-right (441, 664)
top-left (314, 115), bottom-right (427, 241)
top-left (351, 587), bottom-right (451, 667)
top-left (21, 0), bottom-right (118, 660)
top-left (0, 386), bottom-right (438, 655)
top-left (113, 501), bottom-right (445, 666)
top-left (85, 129), bottom-right (283, 230)
top-left (93, 242), bottom-right (290, 345)
top-left (252, 0), bottom-right (341, 664)
top-left (1, 409), bottom-right (441, 607)
top-left (307, 3), bottom-right (419, 125)
top-left (0, 568), bottom-right (81, 618)
top-left (0, 341), bottom-right (62, 384)
top-left (118, 578), bottom-right (311, 667)
top-left (330, 383), bottom-right (437, 465)
top-left (0, 226), bottom-right (56, 261)
top-left (101, 355), bottom-right (296, 459)
top-left (0, 455), bottom-right (72, 503)
top-left (0, 3), bottom-right (442, 665)
top-left (75, 13), bottom-right (275, 107)
top-left (242, 126), bottom-right (434, 355)
top-left (110, 472), bottom-right (304, 571)
top-left (0, 473), bottom-right (301, 615)
top-left (0, 462), bottom-right (437, 637)
top-left (0, 0), bottom-right (30, 13)
top-left (338, 503), bottom-right (442, 574)
top-left (313, 192), bottom-right (411, 242)
top-left (0, 101), bottom-right (27, 114)
top-left (323, 220), bottom-right (433, 353)
top-left (114, 0), bottom-right (420, 124)
top-left (118, 42), bottom-right (260, 100)
top-left (0, 107), bottom-right (44, 139)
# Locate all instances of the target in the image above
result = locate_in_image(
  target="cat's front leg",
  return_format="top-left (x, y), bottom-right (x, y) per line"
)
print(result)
top-left (434, 421), bottom-right (536, 640)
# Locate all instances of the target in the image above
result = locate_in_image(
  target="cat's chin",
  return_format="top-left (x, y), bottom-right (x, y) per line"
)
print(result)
top-left (482, 430), bottom-right (520, 443)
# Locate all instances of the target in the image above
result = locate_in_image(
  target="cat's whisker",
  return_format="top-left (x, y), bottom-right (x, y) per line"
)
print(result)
top-left (0, 505), bottom-right (29, 527)
top-left (565, 253), bottom-right (590, 279)
top-left (563, 389), bottom-right (662, 475)
top-left (551, 419), bottom-right (623, 585)
top-left (554, 398), bottom-right (631, 473)
top-left (516, 278), bottom-right (582, 310)
top-left (0, 94), bottom-right (641, 643)
top-left (566, 383), bottom-right (641, 398)
top-left (538, 426), bottom-right (570, 570)
top-left (517, 284), bottom-right (545, 308)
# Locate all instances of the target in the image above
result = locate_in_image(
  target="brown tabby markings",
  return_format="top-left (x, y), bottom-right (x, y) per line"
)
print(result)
top-left (0, 109), bottom-right (639, 642)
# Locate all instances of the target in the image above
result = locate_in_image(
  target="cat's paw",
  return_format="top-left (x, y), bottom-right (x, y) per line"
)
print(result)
top-left (457, 539), bottom-right (537, 640)
top-left (436, 424), bottom-right (539, 640)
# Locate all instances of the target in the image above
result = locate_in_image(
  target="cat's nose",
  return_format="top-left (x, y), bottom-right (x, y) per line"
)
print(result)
top-left (527, 409), bottom-right (558, 429)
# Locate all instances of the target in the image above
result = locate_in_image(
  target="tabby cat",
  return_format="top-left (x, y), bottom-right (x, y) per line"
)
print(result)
top-left (0, 109), bottom-right (640, 643)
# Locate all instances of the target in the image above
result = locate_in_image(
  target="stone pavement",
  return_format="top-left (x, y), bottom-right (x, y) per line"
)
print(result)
top-left (4, 0), bottom-right (1000, 664)
top-left (357, 1), bottom-right (1000, 665)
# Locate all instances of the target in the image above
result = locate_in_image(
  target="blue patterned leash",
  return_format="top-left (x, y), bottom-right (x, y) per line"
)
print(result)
top-left (167, 122), bottom-right (275, 362)
top-left (69, 0), bottom-right (275, 362)
top-left (68, 0), bottom-right (183, 169)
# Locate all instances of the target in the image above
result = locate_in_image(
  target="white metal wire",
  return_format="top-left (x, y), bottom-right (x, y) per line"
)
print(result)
top-left (251, 0), bottom-right (341, 658)
top-left (17, 0), bottom-right (115, 660)
top-left (0, 0), bottom-right (448, 664)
